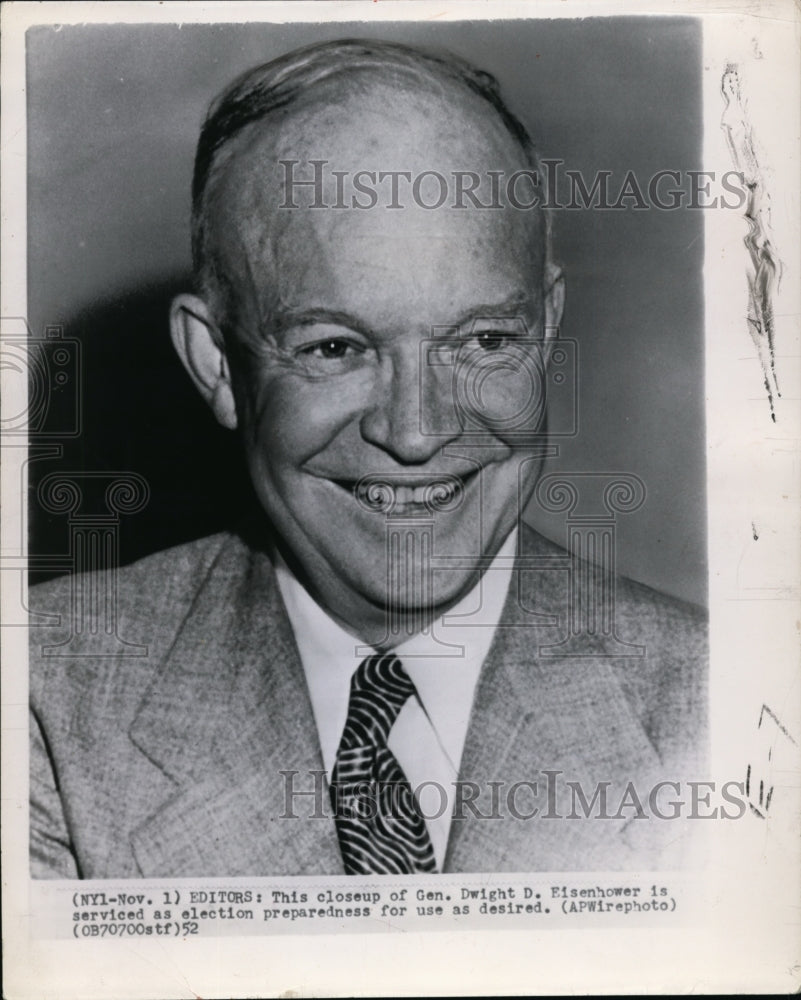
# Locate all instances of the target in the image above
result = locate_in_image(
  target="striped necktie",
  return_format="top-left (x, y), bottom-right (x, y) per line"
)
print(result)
top-left (330, 653), bottom-right (437, 875)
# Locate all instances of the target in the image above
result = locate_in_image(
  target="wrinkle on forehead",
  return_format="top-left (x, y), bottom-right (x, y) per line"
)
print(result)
top-left (204, 75), bottom-right (545, 338)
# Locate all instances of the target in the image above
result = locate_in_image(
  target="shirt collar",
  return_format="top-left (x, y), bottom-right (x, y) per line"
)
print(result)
top-left (275, 529), bottom-right (518, 774)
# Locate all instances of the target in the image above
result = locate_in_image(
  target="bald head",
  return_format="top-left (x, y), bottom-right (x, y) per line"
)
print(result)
top-left (191, 38), bottom-right (551, 338)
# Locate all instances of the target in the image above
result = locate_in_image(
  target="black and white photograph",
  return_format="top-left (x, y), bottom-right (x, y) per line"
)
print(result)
top-left (2, 2), bottom-right (799, 997)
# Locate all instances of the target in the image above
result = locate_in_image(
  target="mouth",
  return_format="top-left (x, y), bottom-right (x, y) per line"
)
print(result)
top-left (329, 468), bottom-right (479, 514)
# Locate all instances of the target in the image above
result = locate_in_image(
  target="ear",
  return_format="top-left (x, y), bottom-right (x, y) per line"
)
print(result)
top-left (542, 261), bottom-right (565, 360)
top-left (170, 294), bottom-right (238, 430)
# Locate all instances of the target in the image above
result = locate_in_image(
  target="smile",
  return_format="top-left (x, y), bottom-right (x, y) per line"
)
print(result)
top-left (330, 469), bottom-right (479, 514)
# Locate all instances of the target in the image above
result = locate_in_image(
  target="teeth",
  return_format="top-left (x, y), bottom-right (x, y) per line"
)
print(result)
top-left (354, 478), bottom-right (461, 511)
top-left (393, 484), bottom-right (438, 506)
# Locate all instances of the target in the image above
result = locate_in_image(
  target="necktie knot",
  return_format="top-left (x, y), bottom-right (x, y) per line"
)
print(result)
top-left (339, 652), bottom-right (415, 748)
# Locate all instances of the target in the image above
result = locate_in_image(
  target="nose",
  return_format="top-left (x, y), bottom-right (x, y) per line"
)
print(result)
top-left (359, 345), bottom-right (458, 464)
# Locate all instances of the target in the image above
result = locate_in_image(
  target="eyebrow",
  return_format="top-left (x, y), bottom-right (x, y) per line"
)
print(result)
top-left (272, 294), bottom-right (536, 339)
top-left (272, 307), bottom-right (374, 339)
top-left (450, 294), bottom-right (536, 329)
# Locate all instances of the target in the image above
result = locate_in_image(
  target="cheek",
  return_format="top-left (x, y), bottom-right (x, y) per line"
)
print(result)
top-left (245, 373), bottom-right (369, 471)
top-left (457, 354), bottom-right (548, 435)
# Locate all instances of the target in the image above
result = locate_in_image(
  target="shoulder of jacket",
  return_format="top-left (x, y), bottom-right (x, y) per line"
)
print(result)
top-left (609, 575), bottom-right (708, 769)
top-left (519, 520), bottom-right (707, 637)
top-left (31, 531), bottom-right (232, 603)
top-left (519, 521), bottom-right (707, 761)
top-left (28, 532), bottom-right (239, 704)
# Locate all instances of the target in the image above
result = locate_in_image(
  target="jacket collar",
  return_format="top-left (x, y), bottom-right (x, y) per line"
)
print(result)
top-left (446, 526), bottom-right (663, 872)
top-left (128, 532), bottom-right (343, 877)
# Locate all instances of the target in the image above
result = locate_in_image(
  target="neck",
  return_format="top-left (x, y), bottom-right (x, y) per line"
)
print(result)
top-left (270, 528), bottom-right (521, 650)
top-left (312, 573), bottom-right (484, 650)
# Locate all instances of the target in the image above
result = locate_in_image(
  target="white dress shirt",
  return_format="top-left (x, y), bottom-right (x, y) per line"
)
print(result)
top-left (274, 529), bottom-right (517, 870)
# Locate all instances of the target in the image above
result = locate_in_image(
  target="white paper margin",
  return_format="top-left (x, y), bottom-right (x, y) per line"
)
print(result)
top-left (2, 2), bottom-right (799, 996)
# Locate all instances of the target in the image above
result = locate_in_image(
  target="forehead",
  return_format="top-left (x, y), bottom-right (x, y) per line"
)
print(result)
top-left (206, 77), bottom-right (544, 329)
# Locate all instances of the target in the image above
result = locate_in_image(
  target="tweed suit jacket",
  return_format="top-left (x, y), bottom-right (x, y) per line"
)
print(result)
top-left (29, 524), bottom-right (707, 878)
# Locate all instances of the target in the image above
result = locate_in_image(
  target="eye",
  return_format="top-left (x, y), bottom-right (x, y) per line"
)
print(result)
top-left (465, 328), bottom-right (521, 354)
top-left (289, 334), bottom-right (373, 376)
top-left (302, 339), bottom-right (357, 360)
top-left (474, 331), bottom-right (507, 352)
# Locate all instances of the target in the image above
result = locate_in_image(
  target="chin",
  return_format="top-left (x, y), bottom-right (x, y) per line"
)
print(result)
top-left (356, 563), bottom-right (481, 618)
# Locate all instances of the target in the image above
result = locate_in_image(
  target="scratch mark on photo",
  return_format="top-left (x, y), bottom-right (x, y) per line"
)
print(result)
top-left (721, 64), bottom-right (782, 421)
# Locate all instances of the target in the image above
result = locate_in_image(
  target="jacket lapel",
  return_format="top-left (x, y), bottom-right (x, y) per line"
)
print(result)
top-left (446, 530), bottom-right (663, 872)
top-left (128, 533), bottom-right (343, 877)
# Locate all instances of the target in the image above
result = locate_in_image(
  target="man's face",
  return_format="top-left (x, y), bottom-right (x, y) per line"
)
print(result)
top-left (207, 82), bottom-right (560, 640)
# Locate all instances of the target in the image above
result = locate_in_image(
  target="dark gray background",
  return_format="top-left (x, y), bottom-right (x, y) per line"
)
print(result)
top-left (27, 17), bottom-right (706, 605)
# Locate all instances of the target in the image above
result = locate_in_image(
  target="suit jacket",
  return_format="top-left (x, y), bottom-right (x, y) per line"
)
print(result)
top-left (29, 524), bottom-right (707, 878)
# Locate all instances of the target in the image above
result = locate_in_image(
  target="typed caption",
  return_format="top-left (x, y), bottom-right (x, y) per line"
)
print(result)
top-left (32, 877), bottom-right (685, 939)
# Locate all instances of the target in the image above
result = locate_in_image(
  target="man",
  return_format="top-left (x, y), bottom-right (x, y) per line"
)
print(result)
top-left (29, 38), bottom-right (706, 878)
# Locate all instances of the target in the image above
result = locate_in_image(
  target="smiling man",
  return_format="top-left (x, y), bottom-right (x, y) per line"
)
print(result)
top-left (172, 41), bottom-right (561, 647)
top-left (29, 39), bottom-right (707, 878)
